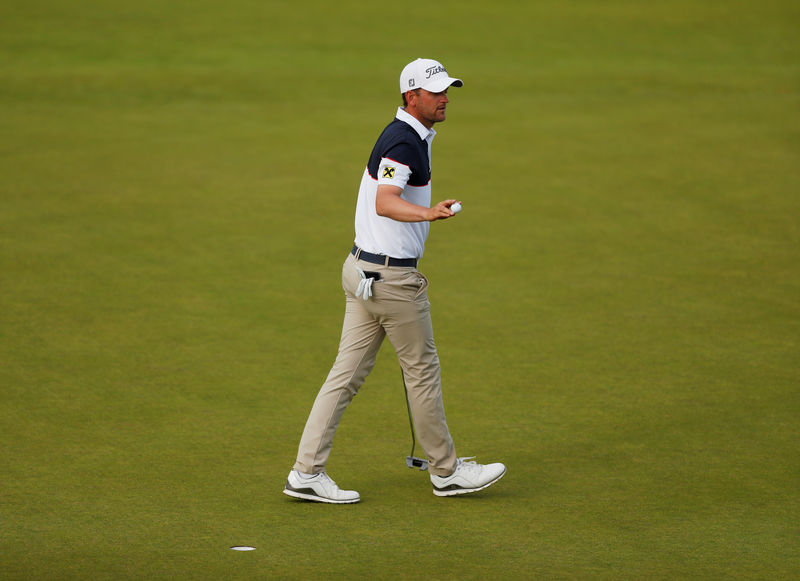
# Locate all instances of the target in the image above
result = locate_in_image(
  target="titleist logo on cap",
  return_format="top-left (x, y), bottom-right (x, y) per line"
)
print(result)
top-left (425, 65), bottom-right (447, 78)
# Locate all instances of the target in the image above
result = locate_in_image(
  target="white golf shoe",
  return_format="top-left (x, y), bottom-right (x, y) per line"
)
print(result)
top-left (283, 470), bottom-right (360, 504)
top-left (430, 457), bottom-right (506, 497)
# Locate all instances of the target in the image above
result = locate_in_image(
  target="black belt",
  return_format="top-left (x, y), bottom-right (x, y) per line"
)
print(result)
top-left (351, 245), bottom-right (417, 268)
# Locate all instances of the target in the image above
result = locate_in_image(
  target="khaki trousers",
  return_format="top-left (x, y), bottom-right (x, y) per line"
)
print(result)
top-left (293, 252), bottom-right (457, 477)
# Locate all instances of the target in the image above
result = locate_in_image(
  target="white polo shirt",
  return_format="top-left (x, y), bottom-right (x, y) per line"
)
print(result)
top-left (353, 108), bottom-right (436, 260)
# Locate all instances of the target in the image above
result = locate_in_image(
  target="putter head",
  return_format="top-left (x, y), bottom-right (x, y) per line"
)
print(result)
top-left (406, 456), bottom-right (429, 471)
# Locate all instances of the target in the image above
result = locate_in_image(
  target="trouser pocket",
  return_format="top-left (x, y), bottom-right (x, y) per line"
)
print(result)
top-left (342, 256), bottom-right (361, 296)
top-left (413, 272), bottom-right (429, 299)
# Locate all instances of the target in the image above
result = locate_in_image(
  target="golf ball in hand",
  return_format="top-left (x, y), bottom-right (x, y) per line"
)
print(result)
top-left (451, 202), bottom-right (462, 213)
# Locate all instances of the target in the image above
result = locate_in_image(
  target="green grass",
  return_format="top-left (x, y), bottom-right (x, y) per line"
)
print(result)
top-left (2, 0), bottom-right (798, 578)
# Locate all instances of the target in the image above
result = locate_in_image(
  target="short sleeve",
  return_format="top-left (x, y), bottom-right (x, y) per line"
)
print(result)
top-left (377, 157), bottom-right (412, 188)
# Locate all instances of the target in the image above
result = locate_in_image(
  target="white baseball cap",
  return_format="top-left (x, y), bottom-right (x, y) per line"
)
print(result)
top-left (399, 58), bottom-right (463, 94)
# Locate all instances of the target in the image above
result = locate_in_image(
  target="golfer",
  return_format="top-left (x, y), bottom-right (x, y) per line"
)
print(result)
top-left (284, 58), bottom-right (506, 503)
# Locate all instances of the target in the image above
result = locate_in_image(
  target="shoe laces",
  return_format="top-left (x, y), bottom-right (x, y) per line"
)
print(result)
top-left (317, 472), bottom-right (341, 492)
top-left (456, 456), bottom-right (481, 474)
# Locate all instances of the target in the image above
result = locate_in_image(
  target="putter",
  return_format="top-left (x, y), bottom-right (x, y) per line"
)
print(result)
top-left (401, 369), bottom-right (428, 471)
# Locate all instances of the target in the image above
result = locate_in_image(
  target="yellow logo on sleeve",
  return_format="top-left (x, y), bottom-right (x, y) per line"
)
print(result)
top-left (382, 167), bottom-right (395, 179)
